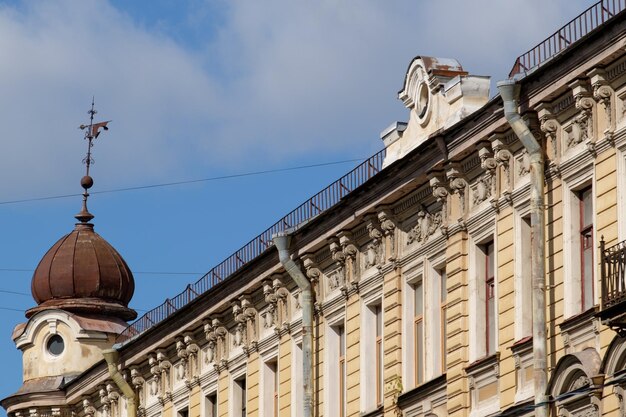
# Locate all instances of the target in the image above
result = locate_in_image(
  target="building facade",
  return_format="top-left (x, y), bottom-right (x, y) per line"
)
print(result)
top-left (4, 2), bottom-right (626, 417)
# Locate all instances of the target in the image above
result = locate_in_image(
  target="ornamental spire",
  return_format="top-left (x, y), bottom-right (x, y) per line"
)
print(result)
top-left (75, 98), bottom-right (111, 223)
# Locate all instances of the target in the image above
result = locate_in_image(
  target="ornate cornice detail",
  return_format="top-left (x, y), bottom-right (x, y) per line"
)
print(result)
top-left (339, 231), bottom-right (359, 293)
top-left (263, 276), bottom-right (290, 335)
top-left (491, 134), bottom-right (513, 204)
top-left (378, 208), bottom-right (397, 262)
top-left (428, 171), bottom-right (449, 237)
top-left (364, 215), bottom-right (384, 270)
top-left (446, 163), bottom-right (467, 230)
top-left (130, 366), bottom-right (146, 417)
top-left (232, 295), bottom-right (258, 354)
top-left (407, 206), bottom-right (442, 245)
top-left (590, 68), bottom-right (615, 145)
top-left (570, 80), bottom-right (596, 156)
top-left (204, 317), bottom-right (228, 373)
top-left (477, 141), bottom-right (498, 210)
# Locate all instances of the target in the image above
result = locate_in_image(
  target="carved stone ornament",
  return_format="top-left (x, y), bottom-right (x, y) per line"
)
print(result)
top-left (378, 209), bottom-right (397, 261)
top-left (263, 277), bottom-right (290, 334)
top-left (339, 232), bottom-right (360, 292)
top-left (491, 135), bottom-right (513, 204)
top-left (570, 375), bottom-right (591, 390)
top-left (364, 217), bottom-right (383, 269)
top-left (446, 163), bottom-right (467, 228)
top-left (130, 367), bottom-right (145, 416)
top-left (203, 320), bottom-right (217, 364)
top-left (429, 172), bottom-right (449, 236)
top-left (407, 207), bottom-right (442, 245)
top-left (570, 81), bottom-right (596, 155)
top-left (82, 399), bottom-right (96, 417)
top-left (329, 239), bottom-right (346, 291)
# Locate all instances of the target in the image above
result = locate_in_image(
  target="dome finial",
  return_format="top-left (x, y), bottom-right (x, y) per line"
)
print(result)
top-left (75, 98), bottom-right (111, 224)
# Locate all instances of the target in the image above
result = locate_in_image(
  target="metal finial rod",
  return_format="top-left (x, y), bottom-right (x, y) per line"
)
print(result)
top-left (75, 99), bottom-right (111, 224)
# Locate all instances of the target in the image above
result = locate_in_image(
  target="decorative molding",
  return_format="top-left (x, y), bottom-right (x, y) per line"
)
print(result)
top-left (407, 206), bottom-right (442, 245)
top-left (429, 171), bottom-right (449, 237)
top-left (446, 163), bottom-right (467, 230)
top-left (491, 134), bottom-right (513, 205)
top-left (590, 68), bottom-right (616, 145)
top-left (570, 80), bottom-right (596, 156)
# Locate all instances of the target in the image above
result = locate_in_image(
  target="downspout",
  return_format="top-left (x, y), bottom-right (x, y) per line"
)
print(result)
top-left (273, 233), bottom-right (313, 417)
top-left (102, 348), bottom-right (137, 417)
top-left (497, 80), bottom-right (548, 417)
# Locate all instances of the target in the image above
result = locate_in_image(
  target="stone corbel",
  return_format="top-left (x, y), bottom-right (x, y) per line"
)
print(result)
top-left (590, 68), bottom-right (615, 145)
top-left (477, 141), bottom-right (498, 210)
top-left (175, 337), bottom-right (188, 382)
top-left (156, 350), bottom-right (172, 403)
top-left (263, 278), bottom-right (278, 329)
top-left (377, 208), bottom-right (397, 261)
top-left (212, 318), bottom-right (229, 372)
top-left (130, 367), bottom-right (145, 417)
top-left (273, 278), bottom-right (290, 333)
top-left (82, 399), bottom-right (96, 417)
top-left (364, 215), bottom-right (383, 270)
top-left (490, 134), bottom-right (514, 204)
top-left (339, 231), bottom-right (359, 293)
top-left (99, 385), bottom-right (111, 416)
top-left (240, 295), bottom-right (258, 352)
top-left (302, 253), bottom-right (321, 304)
top-left (232, 299), bottom-right (247, 348)
top-left (106, 384), bottom-right (119, 417)
top-left (536, 103), bottom-right (561, 178)
top-left (148, 355), bottom-right (160, 397)
top-left (428, 171), bottom-right (449, 237)
top-left (570, 79), bottom-right (596, 156)
top-left (203, 320), bottom-right (217, 365)
top-left (329, 238), bottom-right (346, 292)
top-left (183, 334), bottom-right (200, 385)
top-left (446, 163), bottom-right (467, 230)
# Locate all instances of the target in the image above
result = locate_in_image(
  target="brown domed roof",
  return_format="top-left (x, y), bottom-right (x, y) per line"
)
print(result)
top-left (27, 222), bottom-right (136, 321)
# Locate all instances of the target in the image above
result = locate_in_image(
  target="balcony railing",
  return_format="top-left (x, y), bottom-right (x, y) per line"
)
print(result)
top-left (509, 0), bottom-right (626, 77)
top-left (600, 238), bottom-right (626, 309)
top-left (115, 148), bottom-right (386, 343)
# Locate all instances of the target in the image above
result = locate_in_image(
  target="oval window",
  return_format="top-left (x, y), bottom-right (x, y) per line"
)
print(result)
top-left (417, 83), bottom-right (429, 118)
top-left (46, 334), bottom-right (65, 356)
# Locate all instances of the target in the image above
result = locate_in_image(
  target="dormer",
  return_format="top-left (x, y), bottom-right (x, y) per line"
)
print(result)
top-left (382, 56), bottom-right (490, 167)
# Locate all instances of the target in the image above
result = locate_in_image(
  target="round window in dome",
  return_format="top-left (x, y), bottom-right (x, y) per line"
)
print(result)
top-left (46, 334), bottom-right (65, 356)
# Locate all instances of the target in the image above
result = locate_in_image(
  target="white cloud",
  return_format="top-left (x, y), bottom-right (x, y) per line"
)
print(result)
top-left (0, 0), bottom-right (596, 199)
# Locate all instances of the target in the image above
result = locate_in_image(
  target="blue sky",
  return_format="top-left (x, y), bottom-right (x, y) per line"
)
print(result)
top-left (0, 0), bottom-right (596, 413)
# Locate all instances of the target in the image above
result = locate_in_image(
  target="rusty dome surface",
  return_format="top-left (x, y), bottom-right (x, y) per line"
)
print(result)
top-left (28, 222), bottom-right (136, 321)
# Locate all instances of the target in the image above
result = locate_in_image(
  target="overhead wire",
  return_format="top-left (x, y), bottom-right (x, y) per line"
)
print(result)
top-left (0, 158), bottom-right (365, 206)
top-left (0, 268), bottom-right (202, 276)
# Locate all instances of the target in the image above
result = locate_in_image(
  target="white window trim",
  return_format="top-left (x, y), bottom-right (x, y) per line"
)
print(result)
top-left (229, 368), bottom-right (247, 417)
top-left (360, 297), bottom-right (383, 413)
top-left (468, 222), bottom-right (497, 362)
top-left (260, 354), bottom-right (279, 417)
top-left (291, 339), bottom-right (303, 417)
top-left (323, 314), bottom-right (346, 417)
top-left (562, 173), bottom-right (595, 318)
top-left (514, 205), bottom-right (532, 341)
top-left (402, 260), bottom-right (423, 389)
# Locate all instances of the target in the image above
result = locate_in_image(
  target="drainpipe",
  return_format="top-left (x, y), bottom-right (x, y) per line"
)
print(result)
top-left (498, 80), bottom-right (548, 417)
top-left (273, 233), bottom-right (313, 417)
top-left (102, 348), bottom-right (137, 417)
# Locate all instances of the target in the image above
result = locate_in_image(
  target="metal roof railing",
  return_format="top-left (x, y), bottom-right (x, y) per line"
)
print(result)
top-left (116, 148), bottom-right (386, 343)
top-left (509, 0), bottom-right (626, 77)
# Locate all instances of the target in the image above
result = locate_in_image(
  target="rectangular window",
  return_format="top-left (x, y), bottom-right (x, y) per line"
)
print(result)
top-left (264, 360), bottom-right (279, 417)
top-left (579, 187), bottom-right (594, 311)
top-left (177, 407), bottom-right (189, 417)
top-left (205, 393), bottom-right (217, 417)
top-left (338, 325), bottom-right (347, 417)
top-left (519, 216), bottom-right (532, 338)
top-left (484, 242), bottom-right (496, 356)
top-left (414, 281), bottom-right (424, 384)
top-left (440, 269), bottom-right (447, 373)
top-left (234, 377), bottom-right (247, 417)
top-left (375, 305), bottom-right (384, 406)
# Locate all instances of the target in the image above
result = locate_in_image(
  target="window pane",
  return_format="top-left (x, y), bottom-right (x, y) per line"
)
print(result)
top-left (416, 320), bottom-right (423, 384)
top-left (415, 282), bottom-right (423, 316)
top-left (583, 246), bottom-right (593, 310)
top-left (582, 187), bottom-right (593, 227)
top-left (486, 243), bottom-right (494, 279)
top-left (487, 295), bottom-right (495, 355)
top-left (440, 270), bottom-right (447, 303)
top-left (375, 305), bottom-right (382, 337)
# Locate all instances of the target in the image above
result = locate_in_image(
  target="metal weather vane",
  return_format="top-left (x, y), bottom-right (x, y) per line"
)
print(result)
top-left (75, 98), bottom-right (111, 223)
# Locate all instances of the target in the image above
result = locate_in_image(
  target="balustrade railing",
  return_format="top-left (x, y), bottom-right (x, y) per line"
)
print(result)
top-left (600, 238), bottom-right (626, 309)
top-left (509, 0), bottom-right (626, 77)
top-left (116, 149), bottom-right (386, 342)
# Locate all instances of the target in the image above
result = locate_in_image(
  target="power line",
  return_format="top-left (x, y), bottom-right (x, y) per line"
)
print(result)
top-left (0, 268), bottom-right (202, 276)
top-left (0, 158), bottom-right (365, 206)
